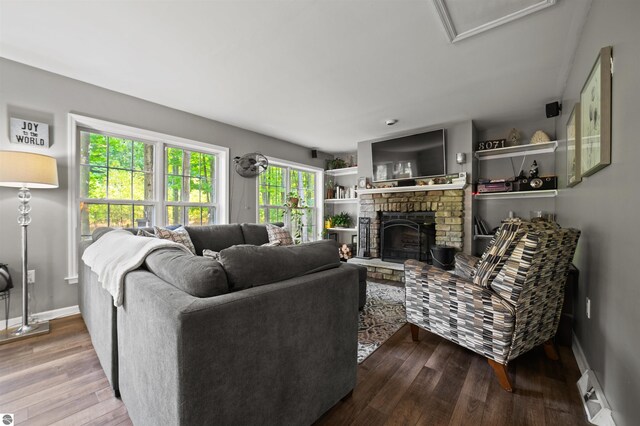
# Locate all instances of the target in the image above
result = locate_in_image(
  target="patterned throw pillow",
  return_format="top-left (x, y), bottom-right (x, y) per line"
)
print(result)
top-left (136, 229), bottom-right (156, 237)
top-left (154, 226), bottom-right (196, 254)
top-left (262, 240), bottom-right (281, 247)
top-left (202, 249), bottom-right (220, 260)
top-left (265, 224), bottom-right (293, 246)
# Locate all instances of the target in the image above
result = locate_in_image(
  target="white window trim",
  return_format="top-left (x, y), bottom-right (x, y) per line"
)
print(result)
top-left (66, 113), bottom-right (229, 284)
top-left (256, 156), bottom-right (324, 241)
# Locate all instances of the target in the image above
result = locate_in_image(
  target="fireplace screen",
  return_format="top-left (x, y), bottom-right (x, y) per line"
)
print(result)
top-left (380, 212), bottom-right (435, 263)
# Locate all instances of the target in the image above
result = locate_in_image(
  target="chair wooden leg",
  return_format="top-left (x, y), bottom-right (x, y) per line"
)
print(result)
top-left (487, 359), bottom-right (513, 392)
top-left (543, 339), bottom-right (559, 361)
top-left (410, 324), bottom-right (420, 342)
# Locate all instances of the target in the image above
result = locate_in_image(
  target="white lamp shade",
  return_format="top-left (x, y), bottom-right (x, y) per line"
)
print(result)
top-left (0, 151), bottom-right (59, 189)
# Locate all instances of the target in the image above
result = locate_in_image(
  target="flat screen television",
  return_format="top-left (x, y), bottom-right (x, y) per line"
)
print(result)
top-left (371, 129), bottom-right (446, 182)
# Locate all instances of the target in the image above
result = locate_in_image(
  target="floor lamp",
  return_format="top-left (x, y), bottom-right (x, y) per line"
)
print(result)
top-left (0, 151), bottom-right (58, 343)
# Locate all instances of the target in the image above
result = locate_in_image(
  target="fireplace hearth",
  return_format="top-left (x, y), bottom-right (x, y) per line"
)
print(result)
top-left (380, 212), bottom-right (435, 263)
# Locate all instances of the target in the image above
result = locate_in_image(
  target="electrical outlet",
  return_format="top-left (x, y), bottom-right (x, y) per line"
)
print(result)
top-left (28, 269), bottom-right (35, 284)
top-left (586, 297), bottom-right (591, 319)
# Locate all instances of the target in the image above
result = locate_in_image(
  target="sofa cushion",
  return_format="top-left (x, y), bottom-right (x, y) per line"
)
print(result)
top-left (154, 226), bottom-right (196, 254)
top-left (240, 222), bottom-right (285, 245)
top-left (266, 224), bottom-right (293, 246)
top-left (184, 224), bottom-right (245, 255)
top-left (240, 223), bottom-right (270, 246)
top-left (145, 248), bottom-right (229, 298)
top-left (219, 239), bottom-right (340, 291)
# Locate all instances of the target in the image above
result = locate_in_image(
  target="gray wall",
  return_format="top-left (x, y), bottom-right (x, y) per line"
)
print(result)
top-left (357, 120), bottom-right (474, 253)
top-left (0, 58), bottom-right (330, 318)
top-left (554, 2), bottom-right (640, 425)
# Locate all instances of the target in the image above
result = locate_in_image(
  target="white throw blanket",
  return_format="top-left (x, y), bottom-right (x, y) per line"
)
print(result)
top-left (82, 229), bottom-right (192, 307)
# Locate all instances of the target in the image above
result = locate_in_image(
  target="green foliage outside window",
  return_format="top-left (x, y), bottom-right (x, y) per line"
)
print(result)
top-left (258, 164), bottom-right (318, 243)
top-left (79, 131), bottom-right (217, 237)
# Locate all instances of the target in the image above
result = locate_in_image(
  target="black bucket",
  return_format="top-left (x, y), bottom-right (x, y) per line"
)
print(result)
top-left (430, 245), bottom-right (455, 270)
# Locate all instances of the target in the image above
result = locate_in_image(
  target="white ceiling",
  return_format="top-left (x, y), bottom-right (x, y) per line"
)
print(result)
top-left (0, 0), bottom-right (590, 153)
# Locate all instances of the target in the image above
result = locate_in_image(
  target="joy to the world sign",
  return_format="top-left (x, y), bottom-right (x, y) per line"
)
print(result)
top-left (10, 118), bottom-right (50, 148)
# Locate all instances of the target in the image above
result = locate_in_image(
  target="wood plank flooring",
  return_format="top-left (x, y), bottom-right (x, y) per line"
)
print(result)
top-left (0, 316), bottom-right (131, 426)
top-left (316, 325), bottom-right (589, 426)
top-left (0, 316), bottom-right (588, 426)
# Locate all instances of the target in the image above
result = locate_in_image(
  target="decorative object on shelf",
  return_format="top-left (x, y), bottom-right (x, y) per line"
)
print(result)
top-left (580, 46), bottom-right (612, 177)
top-left (325, 178), bottom-right (335, 199)
top-left (567, 103), bottom-right (582, 187)
top-left (331, 212), bottom-right (352, 228)
top-left (475, 139), bottom-right (506, 151)
top-left (507, 128), bottom-right (521, 146)
top-left (529, 160), bottom-right (539, 178)
top-left (326, 157), bottom-right (348, 170)
top-left (513, 175), bottom-right (557, 192)
top-left (357, 217), bottom-right (371, 259)
top-left (0, 151), bottom-right (58, 342)
top-left (358, 177), bottom-right (368, 189)
top-left (348, 154), bottom-right (357, 167)
top-left (324, 216), bottom-right (332, 230)
top-left (233, 152), bottom-right (268, 177)
top-left (530, 130), bottom-right (551, 144)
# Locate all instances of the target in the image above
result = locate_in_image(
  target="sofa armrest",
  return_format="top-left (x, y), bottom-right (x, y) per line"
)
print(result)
top-left (404, 259), bottom-right (515, 363)
top-left (454, 252), bottom-right (480, 280)
top-left (117, 264), bottom-right (359, 426)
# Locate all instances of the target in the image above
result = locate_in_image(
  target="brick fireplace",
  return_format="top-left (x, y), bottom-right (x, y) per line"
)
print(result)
top-left (358, 188), bottom-right (465, 259)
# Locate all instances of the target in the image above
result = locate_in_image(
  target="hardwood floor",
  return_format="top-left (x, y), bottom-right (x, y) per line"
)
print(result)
top-left (0, 316), bottom-right (588, 426)
top-left (0, 315), bottom-right (130, 426)
top-left (316, 325), bottom-right (589, 426)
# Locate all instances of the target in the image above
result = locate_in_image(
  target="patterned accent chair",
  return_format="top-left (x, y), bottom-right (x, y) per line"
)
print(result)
top-left (405, 219), bottom-right (580, 391)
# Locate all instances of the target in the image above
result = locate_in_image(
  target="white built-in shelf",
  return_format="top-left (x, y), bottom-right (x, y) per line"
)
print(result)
top-left (324, 166), bottom-right (358, 176)
top-left (357, 182), bottom-right (466, 195)
top-left (473, 234), bottom-right (494, 241)
top-left (474, 141), bottom-right (558, 160)
top-left (474, 190), bottom-right (557, 200)
top-left (324, 198), bottom-right (358, 204)
top-left (326, 227), bottom-right (357, 232)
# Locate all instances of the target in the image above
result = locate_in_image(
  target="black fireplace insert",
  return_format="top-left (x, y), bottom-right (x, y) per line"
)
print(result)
top-left (380, 212), bottom-right (436, 263)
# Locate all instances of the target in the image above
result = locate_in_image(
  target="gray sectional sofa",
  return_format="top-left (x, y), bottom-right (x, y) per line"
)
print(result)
top-left (78, 223), bottom-right (366, 426)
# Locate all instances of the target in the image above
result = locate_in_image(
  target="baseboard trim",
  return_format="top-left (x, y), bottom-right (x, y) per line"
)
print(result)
top-left (572, 332), bottom-right (589, 374)
top-left (0, 305), bottom-right (80, 331)
top-left (572, 332), bottom-right (616, 426)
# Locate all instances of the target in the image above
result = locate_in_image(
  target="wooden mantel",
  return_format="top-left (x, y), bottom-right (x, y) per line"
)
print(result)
top-left (357, 182), bottom-right (467, 196)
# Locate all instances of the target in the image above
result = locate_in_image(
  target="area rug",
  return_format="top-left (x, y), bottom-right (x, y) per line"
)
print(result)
top-left (358, 281), bottom-right (406, 363)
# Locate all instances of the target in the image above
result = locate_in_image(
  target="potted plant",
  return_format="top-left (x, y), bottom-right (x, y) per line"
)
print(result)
top-left (326, 157), bottom-right (348, 170)
top-left (331, 212), bottom-right (352, 228)
top-left (287, 191), bottom-right (300, 208)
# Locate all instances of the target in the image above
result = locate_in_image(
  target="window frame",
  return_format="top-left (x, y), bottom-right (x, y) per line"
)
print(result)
top-left (67, 114), bottom-right (228, 284)
top-left (256, 157), bottom-right (324, 242)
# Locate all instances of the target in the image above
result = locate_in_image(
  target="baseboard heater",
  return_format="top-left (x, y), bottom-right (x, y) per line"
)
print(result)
top-left (577, 370), bottom-right (615, 425)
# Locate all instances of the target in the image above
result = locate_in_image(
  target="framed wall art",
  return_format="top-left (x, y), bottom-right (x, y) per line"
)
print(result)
top-left (566, 103), bottom-right (581, 187)
top-left (580, 46), bottom-right (612, 177)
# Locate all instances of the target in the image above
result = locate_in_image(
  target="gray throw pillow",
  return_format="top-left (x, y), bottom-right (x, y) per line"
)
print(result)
top-left (219, 239), bottom-right (340, 292)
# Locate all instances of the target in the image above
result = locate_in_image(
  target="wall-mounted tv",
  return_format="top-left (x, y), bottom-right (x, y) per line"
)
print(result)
top-left (371, 129), bottom-right (446, 182)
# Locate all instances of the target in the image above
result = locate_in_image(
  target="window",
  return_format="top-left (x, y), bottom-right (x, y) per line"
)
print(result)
top-left (79, 131), bottom-right (155, 237)
top-left (257, 160), bottom-right (322, 243)
top-left (165, 146), bottom-right (217, 226)
top-left (68, 114), bottom-right (228, 283)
